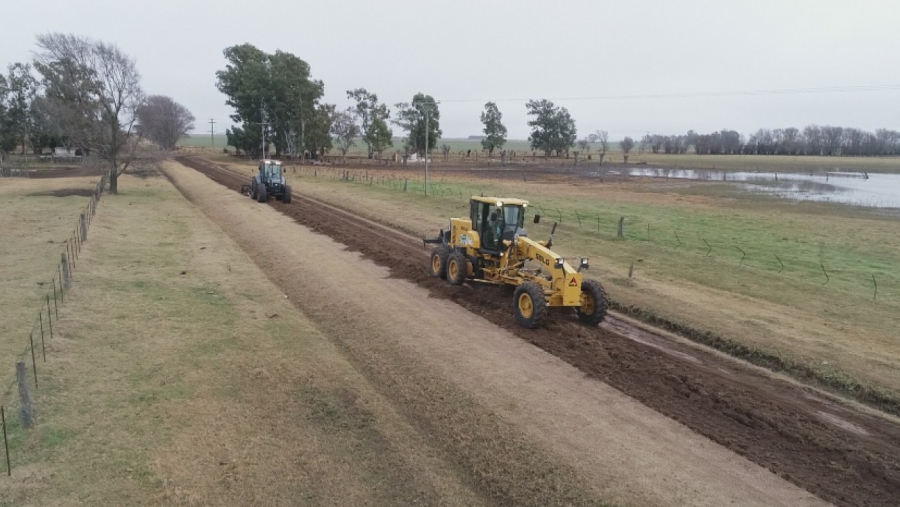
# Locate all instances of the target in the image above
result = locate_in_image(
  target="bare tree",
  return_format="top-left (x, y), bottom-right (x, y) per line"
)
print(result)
top-left (594, 130), bottom-right (609, 164)
top-left (330, 108), bottom-right (359, 164)
top-left (577, 137), bottom-right (591, 155)
top-left (34, 33), bottom-right (144, 194)
top-left (136, 95), bottom-right (194, 151)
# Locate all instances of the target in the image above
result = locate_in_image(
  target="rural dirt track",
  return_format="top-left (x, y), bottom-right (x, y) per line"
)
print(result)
top-left (177, 155), bottom-right (900, 507)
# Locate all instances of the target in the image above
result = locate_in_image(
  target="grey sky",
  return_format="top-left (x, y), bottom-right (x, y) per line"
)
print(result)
top-left (3, 0), bottom-right (899, 140)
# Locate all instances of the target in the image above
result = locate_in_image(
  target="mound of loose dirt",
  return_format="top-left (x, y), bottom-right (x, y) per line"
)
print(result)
top-left (177, 155), bottom-right (900, 507)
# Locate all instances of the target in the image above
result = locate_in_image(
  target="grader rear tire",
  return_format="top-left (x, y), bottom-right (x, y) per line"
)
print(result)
top-left (514, 282), bottom-right (547, 329)
top-left (576, 279), bottom-right (609, 326)
top-left (447, 252), bottom-right (468, 285)
top-left (430, 246), bottom-right (449, 279)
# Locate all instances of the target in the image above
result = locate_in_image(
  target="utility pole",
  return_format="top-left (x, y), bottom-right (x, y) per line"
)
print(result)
top-left (415, 98), bottom-right (440, 197)
top-left (209, 118), bottom-right (216, 147)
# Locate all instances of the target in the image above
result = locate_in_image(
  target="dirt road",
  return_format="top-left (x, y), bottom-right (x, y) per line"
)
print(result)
top-left (173, 156), bottom-right (900, 506)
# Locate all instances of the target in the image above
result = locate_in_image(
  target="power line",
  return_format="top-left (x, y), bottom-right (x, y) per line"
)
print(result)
top-left (436, 83), bottom-right (900, 103)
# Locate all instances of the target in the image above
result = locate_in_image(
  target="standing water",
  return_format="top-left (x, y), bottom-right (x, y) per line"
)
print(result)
top-left (605, 168), bottom-right (900, 208)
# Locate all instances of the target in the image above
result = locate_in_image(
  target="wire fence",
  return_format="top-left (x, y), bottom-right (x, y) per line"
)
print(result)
top-left (0, 171), bottom-right (106, 477)
top-left (287, 165), bottom-right (895, 303)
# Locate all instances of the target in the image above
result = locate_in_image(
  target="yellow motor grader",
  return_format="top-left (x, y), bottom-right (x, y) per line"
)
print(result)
top-left (424, 196), bottom-right (608, 328)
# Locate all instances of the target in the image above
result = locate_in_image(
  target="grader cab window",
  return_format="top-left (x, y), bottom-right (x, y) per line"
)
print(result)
top-left (502, 206), bottom-right (525, 230)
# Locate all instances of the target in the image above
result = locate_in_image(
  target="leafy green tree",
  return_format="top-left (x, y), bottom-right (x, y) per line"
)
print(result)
top-left (526, 99), bottom-right (577, 157)
top-left (331, 108), bottom-right (359, 163)
top-left (347, 88), bottom-right (392, 158)
top-left (267, 50), bottom-right (323, 158)
top-left (368, 116), bottom-right (393, 158)
top-left (304, 103), bottom-right (335, 158)
top-left (216, 45), bottom-right (324, 159)
top-left (0, 74), bottom-right (12, 159)
top-left (393, 93), bottom-right (440, 156)
top-left (480, 102), bottom-right (507, 157)
top-left (216, 44), bottom-right (269, 152)
top-left (27, 97), bottom-right (63, 155)
top-left (225, 125), bottom-right (262, 157)
top-left (2, 64), bottom-right (37, 155)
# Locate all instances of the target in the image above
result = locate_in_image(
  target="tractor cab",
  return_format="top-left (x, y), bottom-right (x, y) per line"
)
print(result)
top-left (258, 159), bottom-right (284, 184)
top-left (470, 197), bottom-right (529, 253)
top-left (246, 159), bottom-right (292, 204)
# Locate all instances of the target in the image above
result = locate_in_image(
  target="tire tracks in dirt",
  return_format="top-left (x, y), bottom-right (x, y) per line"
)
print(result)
top-left (177, 155), bottom-right (900, 507)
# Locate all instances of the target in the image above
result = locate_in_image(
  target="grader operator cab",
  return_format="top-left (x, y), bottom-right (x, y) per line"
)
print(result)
top-left (425, 196), bottom-right (608, 329)
top-left (242, 159), bottom-right (292, 203)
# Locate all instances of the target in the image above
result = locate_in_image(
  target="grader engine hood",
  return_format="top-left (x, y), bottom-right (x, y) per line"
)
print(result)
top-left (515, 236), bottom-right (583, 306)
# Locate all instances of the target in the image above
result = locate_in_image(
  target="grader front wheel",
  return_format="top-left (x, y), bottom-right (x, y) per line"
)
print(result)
top-left (514, 282), bottom-right (547, 329)
top-left (430, 247), bottom-right (449, 279)
top-left (577, 279), bottom-right (609, 326)
top-left (447, 252), bottom-right (468, 285)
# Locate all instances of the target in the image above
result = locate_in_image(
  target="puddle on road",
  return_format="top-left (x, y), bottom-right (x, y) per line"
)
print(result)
top-left (601, 319), bottom-right (703, 365)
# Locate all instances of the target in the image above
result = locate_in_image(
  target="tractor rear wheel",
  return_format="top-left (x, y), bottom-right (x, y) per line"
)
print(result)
top-left (447, 252), bottom-right (468, 285)
top-left (576, 279), bottom-right (608, 326)
top-left (430, 246), bottom-right (449, 278)
top-left (250, 183), bottom-right (257, 199)
top-left (514, 282), bottom-right (547, 329)
top-left (283, 185), bottom-right (292, 204)
top-left (257, 185), bottom-right (267, 202)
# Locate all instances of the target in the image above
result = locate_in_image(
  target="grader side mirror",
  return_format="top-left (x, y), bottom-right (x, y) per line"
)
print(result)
top-left (533, 214), bottom-right (541, 224)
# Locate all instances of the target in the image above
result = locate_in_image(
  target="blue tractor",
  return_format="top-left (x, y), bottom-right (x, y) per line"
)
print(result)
top-left (248, 159), bottom-right (292, 203)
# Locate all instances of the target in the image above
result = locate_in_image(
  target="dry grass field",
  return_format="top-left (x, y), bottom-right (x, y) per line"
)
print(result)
top-left (0, 176), bottom-right (96, 390)
top-left (0, 174), bottom-right (496, 506)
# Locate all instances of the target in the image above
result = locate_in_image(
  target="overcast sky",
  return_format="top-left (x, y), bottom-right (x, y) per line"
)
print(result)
top-left (3, 0), bottom-right (899, 140)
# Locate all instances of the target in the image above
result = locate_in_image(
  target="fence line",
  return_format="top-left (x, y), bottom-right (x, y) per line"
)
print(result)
top-left (1, 171), bottom-right (106, 477)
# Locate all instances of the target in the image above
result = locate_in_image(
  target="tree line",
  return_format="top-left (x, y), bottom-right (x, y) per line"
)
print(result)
top-left (209, 44), bottom-right (900, 164)
top-left (0, 33), bottom-right (195, 193)
top-left (639, 126), bottom-right (900, 157)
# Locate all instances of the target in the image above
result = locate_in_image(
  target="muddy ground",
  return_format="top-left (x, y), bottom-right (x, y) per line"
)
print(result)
top-left (178, 155), bottom-right (900, 507)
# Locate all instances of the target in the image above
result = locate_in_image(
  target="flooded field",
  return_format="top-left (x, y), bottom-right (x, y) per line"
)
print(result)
top-left (608, 168), bottom-right (900, 208)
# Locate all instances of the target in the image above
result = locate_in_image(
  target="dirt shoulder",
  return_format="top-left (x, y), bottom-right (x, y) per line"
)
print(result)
top-left (0, 173), bottom-right (490, 506)
top-left (165, 159), bottom-right (833, 506)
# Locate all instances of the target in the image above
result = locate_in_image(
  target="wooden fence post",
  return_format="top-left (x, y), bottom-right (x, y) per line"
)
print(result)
top-left (617, 217), bottom-right (624, 239)
top-left (2, 405), bottom-right (10, 475)
top-left (16, 363), bottom-right (33, 429)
